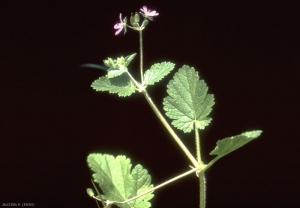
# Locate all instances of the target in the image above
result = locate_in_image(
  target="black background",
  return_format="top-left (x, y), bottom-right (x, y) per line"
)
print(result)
top-left (1, 1), bottom-right (299, 207)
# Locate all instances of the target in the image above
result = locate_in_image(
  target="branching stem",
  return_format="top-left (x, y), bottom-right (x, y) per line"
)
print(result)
top-left (142, 90), bottom-right (199, 167)
top-left (125, 27), bottom-right (199, 168)
top-left (195, 124), bottom-right (206, 208)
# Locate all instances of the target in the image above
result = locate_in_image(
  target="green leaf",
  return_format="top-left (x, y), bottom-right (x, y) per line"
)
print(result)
top-left (87, 154), bottom-right (154, 208)
top-left (163, 65), bottom-right (215, 133)
top-left (107, 68), bottom-right (127, 78)
top-left (143, 62), bottom-right (175, 86)
top-left (125, 53), bottom-right (137, 67)
top-left (210, 130), bottom-right (262, 157)
top-left (91, 73), bottom-right (136, 97)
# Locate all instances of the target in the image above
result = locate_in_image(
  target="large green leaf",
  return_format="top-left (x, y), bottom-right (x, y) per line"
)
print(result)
top-left (91, 73), bottom-right (136, 97)
top-left (163, 65), bottom-right (215, 133)
top-left (143, 62), bottom-right (175, 86)
top-left (210, 130), bottom-right (262, 157)
top-left (87, 154), bottom-right (154, 208)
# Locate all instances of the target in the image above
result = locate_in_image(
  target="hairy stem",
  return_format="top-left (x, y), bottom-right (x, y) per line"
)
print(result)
top-left (195, 128), bottom-right (202, 165)
top-left (199, 172), bottom-right (206, 208)
top-left (195, 124), bottom-right (206, 208)
top-left (142, 90), bottom-right (198, 167)
top-left (139, 30), bottom-right (144, 84)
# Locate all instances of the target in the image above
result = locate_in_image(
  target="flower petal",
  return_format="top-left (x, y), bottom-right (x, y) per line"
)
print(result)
top-left (114, 23), bottom-right (121, 29)
top-left (115, 27), bottom-right (123, 35)
top-left (140, 6), bottom-right (147, 13)
top-left (148, 11), bottom-right (159, 16)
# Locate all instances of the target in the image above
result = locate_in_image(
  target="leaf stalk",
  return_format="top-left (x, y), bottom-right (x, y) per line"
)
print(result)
top-left (92, 167), bottom-right (199, 206)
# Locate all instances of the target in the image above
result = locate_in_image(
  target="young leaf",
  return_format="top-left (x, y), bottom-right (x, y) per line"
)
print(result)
top-left (91, 73), bottom-right (136, 97)
top-left (163, 65), bottom-right (215, 133)
top-left (87, 154), bottom-right (154, 208)
top-left (143, 62), bottom-right (175, 86)
top-left (210, 130), bottom-right (262, 157)
top-left (103, 53), bottom-right (136, 71)
top-left (125, 53), bottom-right (137, 67)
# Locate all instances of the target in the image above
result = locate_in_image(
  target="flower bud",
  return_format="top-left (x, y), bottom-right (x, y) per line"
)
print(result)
top-left (134, 12), bottom-right (140, 23)
top-left (86, 188), bottom-right (95, 197)
top-left (141, 19), bottom-right (149, 28)
top-left (130, 13), bottom-right (135, 25)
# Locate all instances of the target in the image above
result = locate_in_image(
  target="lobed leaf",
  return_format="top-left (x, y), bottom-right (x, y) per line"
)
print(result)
top-left (143, 62), bottom-right (175, 86)
top-left (210, 130), bottom-right (262, 157)
top-left (163, 65), bottom-right (215, 133)
top-left (87, 154), bottom-right (154, 208)
top-left (91, 73), bottom-right (136, 97)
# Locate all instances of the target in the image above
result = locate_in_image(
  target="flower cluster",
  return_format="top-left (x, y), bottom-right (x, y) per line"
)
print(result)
top-left (114, 6), bottom-right (159, 35)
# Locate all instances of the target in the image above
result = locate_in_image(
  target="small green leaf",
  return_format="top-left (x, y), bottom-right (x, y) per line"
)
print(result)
top-left (210, 130), bottom-right (262, 157)
top-left (91, 73), bottom-right (136, 97)
top-left (87, 154), bottom-right (154, 208)
top-left (87, 188), bottom-right (95, 197)
top-left (125, 53), bottom-right (137, 67)
top-left (107, 68), bottom-right (127, 78)
top-left (143, 62), bottom-right (175, 86)
top-left (163, 65), bottom-right (214, 133)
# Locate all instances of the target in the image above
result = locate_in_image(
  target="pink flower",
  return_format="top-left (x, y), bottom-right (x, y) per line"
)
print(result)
top-left (114, 13), bottom-right (126, 35)
top-left (140, 6), bottom-right (159, 20)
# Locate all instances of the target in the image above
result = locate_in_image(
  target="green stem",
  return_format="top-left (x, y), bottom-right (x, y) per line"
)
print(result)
top-left (199, 172), bottom-right (206, 208)
top-left (203, 156), bottom-right (222, 172)
top-left (121, 167), bottom-right (198, 204)
top-left (195, 127), bottom-right (202, 165)
top-left (139, 30), bottom-right (144, 84)
top-left (195, 125), bottom-right (206, 208)
top-left (126, 71), bottom-right (143, 90)
top-left (126, 71), bottom-right (197, 167)
top-left (135, 24), bottom-right (197, 166)
top-left (91, 179), bottom-right (105, 207)
top-left (142, 90), bottom-right (198, 167)
top-left (93, 167), bottom-right (199, 206)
